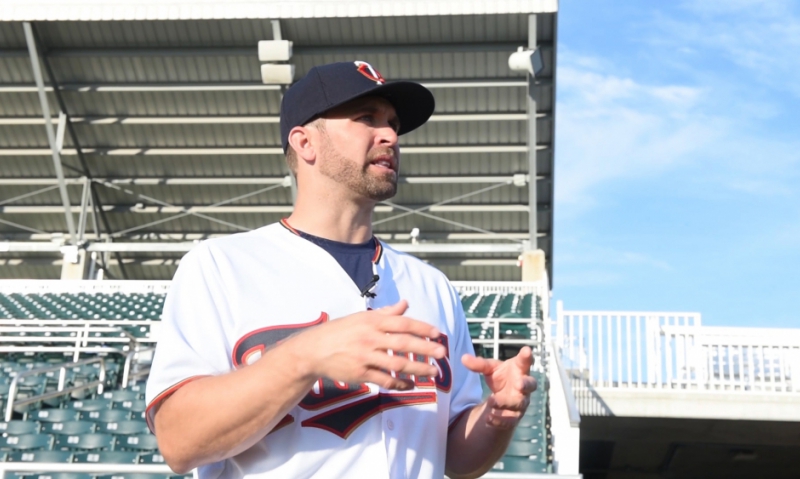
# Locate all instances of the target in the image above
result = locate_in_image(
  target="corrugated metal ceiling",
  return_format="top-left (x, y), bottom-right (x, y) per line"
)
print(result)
top-left (0, 9), bottom-right (558, 282)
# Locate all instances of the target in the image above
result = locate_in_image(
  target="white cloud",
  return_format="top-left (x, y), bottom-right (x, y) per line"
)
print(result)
top-left (555, 52), bottom-right (724, 211)
top-left (660, 1), bottom-right (800, 98)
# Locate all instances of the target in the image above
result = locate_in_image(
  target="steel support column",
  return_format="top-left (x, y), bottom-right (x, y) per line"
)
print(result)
top-left (22, 22), bottom-right (77, 244)
top-left (527, 14), bottom-right (539, 250)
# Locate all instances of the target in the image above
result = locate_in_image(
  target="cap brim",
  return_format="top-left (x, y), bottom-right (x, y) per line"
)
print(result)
top-left (365, 82), bottom-right (435, 136)
top-left (321, 81), bottom-right (435, 136)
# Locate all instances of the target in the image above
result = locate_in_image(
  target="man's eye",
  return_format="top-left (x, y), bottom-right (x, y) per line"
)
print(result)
top-left (357, 115), bottom-right (374, 123)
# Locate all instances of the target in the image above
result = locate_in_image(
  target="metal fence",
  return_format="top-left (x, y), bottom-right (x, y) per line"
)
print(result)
top-left (555, 301), bottom-right (800, 393)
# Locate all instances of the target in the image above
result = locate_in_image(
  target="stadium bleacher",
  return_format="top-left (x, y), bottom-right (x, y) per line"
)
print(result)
top-left (0, 286), bottom-right (551, 476)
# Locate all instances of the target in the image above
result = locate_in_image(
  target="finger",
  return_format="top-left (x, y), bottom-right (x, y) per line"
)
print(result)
top-left (461, 354), bottom-right (500, 375)
top-left (378, 333), bottom-right (446, 359)
top-left (375, 300), bottom-right (408, 316)
top-left (366, 352), bottom-right (439, 378)
top-left (362, 369), bottom-right (414, 391)
top-left (377, 315), bottom-right (440, 339)
top-left (514, 346), bottom-right (533, 372)
top-left (519, 376), bottom-right (537, 395)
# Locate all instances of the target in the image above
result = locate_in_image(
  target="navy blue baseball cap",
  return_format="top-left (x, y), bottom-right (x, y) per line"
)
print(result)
top-left (279, 61), bottom-right (435, 152)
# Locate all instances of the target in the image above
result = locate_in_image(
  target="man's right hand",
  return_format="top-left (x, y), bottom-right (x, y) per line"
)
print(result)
top-left (287, 300), bottom-right (445, 390)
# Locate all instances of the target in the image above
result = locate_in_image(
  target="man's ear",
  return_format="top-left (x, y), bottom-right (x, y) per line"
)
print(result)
top-left (287, 126), bottom-right (317, 164)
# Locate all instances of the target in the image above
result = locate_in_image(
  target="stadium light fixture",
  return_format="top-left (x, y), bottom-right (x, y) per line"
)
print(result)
top-left (508, 46), bottom-right (544, 77)
top-left (258, 40), bottom-right (292, 62)
top-left (261, 64), bottom-right (295, 85)
top-left (258, 38), bottom-right (294, 85)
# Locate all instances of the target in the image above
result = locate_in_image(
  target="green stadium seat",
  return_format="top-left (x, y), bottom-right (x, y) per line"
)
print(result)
top-left (66, 399), bottom-right (112, 412)
top-left (72, 451), bottom-right (139, 464)
top-left (517, 416), bottom-right (538, 428)
top-left (97, 421), bottom-right (149, 436)
top-left (29, 474), bottom-right (93, 479)
top-left (493, 456), bottom-right (549, 473)
top-left (113, 400), bottom-right (146, 413)
top-left (493, 294), bottom-right (516, 317)
top-left (0, 434), bottom-right (53, 451)
top-left (78, 409), bottom-right (131, 423)
top-left (0, 421), bottom-right (39, 435)
top-left (512, 427), bottom-right (539, 442)
top-left (504, 440), bottom-right (543, 457)
top-left (101, 391), bottom-right (142, 402)
top-left (31, 409), bottom-right (81, 423)
top-left (96, 475), bottom-right (173, 479)
top-left (137, 452), bottom-right (165, 464)
top-left (472, 294), bottom-right (496, 318)
top-left (114, 434), bottom-right (159, 452)
top-left (5, 450), bottom-right (73, 463)
top-left (39, 421), bottom-right (95, 435)
top-left (54, 433), bottom-right (115, 451)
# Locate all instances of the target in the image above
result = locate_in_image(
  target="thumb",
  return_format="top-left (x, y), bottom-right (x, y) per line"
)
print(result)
top-left (461, 354), bottom-right (498, 376)
top-left (376, 299), bottom-right (408, 316)
top-left (514, 346), bottom-right (533, 372)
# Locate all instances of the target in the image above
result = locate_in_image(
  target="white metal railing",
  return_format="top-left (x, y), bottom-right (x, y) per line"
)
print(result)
top-left (0, 279), bottom-right (172, 295)
top-left (467, 317), bottom-right (545, 365)
top-left (555, 301), bottom-right (800, 393)
top-left (0, 463), bottom-right (175, 478)
top-left (4, 357), bottom-right (108, 421)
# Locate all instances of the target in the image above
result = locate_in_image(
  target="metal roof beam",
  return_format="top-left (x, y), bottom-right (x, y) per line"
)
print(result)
top-left (0, 241), bottom-right (524, 254)
top-left (0, 175), bottom-right (543, 186)
top-left (0, 257), bottom-right (520, 267)
top-left (1, 43), bottom-right (551, 58)
top-left (0, 79), bottom-right (533, 93)
top-left (22, 22), bottom-right (77, 245)
top-left (0, 145), bottom-right (546, 156)
top-left (0, 204), bottom-right (533, 214)
top-left (2, 232), bottom-right (538, 242)
top-left (0, 113), bottom-right (545, 126)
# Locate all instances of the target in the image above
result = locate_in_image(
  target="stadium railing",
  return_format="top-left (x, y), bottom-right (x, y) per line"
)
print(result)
top-left (0, 279), bottom-right (581, 477)
top-left (555, 300), bottom-right (800, 393)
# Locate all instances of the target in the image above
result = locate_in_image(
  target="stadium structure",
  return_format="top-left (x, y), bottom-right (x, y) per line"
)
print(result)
top-left (0, 1), bottom-right (798, 478)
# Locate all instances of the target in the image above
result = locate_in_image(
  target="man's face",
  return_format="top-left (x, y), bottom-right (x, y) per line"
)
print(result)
top-left (314, 96), bottom-right (401, 202)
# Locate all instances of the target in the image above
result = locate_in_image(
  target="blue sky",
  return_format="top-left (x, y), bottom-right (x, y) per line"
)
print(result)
top-left (552, 0), bottom-right (800, 327)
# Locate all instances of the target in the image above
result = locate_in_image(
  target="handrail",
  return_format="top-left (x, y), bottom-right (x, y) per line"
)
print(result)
top-left (122, 347), bottom-right (154, 388)
top-left (465, 317), bottom-right (544, 361)
top-left (0, 323), bottom-right (150, 362)
top-left (0, 462), bottom-right (176, 478)
top-left (552, 343), bottom-right (581, 427)
top-left (4, 357), bottom-right (107, 422)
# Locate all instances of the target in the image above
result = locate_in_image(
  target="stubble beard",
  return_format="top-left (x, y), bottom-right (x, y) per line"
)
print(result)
top-left (318, 137), bottom-right (398, 202)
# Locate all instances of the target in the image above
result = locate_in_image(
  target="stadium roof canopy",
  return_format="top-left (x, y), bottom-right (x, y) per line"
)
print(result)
top-left (0, 0), bottom-right (558, 283)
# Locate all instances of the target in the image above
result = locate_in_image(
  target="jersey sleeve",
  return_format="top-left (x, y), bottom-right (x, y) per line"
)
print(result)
top-left (445, 285), bottom-right (483, 426)
top-left (145, 244), bottom-right (235, 430)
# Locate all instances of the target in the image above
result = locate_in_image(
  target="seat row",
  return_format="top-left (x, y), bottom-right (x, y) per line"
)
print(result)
top-left (0, 432), bottom-right (158, 452)
top-left (3, 473), bottom-right (186, 479)
top-left (461, 293), bottom-right (541, 319)
top-left (0, 293), bottom-right (164, 321)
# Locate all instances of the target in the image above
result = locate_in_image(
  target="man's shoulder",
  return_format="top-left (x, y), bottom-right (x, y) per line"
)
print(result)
top-left (192, 223), bottom-right (284, 254)
top-left (381, 242), bottom-right (453, 286)
top-left (178, 223), bottom-right (287, 270)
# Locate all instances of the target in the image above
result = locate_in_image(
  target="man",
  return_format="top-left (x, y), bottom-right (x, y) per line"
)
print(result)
top-left (146, 61), bottom-right (536, 479)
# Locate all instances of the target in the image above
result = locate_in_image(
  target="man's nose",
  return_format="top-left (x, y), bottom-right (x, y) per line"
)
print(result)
top-left (375, 122), bottom-right (399, 147)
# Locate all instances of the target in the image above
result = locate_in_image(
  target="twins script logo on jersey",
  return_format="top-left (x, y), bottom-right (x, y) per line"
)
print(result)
top-left (354, 60), bottom-right (386, 84)
top-left (232, 313), bottom-right (451, 438)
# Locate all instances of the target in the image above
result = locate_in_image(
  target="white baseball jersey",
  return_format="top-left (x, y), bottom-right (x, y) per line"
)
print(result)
top-left (145, 221), bottom-right (482, 479)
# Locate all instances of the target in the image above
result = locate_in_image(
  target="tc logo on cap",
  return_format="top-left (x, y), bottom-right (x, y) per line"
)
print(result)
top-left (354, 61), bottom-right (385, 84)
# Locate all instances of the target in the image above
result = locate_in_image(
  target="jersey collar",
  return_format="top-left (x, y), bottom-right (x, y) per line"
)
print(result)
top-left (279, 218), bottom-right (383, 264)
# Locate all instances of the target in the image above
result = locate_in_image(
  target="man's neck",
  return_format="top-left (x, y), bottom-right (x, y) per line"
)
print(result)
top-left (286, 189), bottom-right (375, 244)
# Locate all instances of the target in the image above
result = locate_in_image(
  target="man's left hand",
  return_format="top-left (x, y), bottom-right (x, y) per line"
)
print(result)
top-left (461, 347), bottom-right (537, 429)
